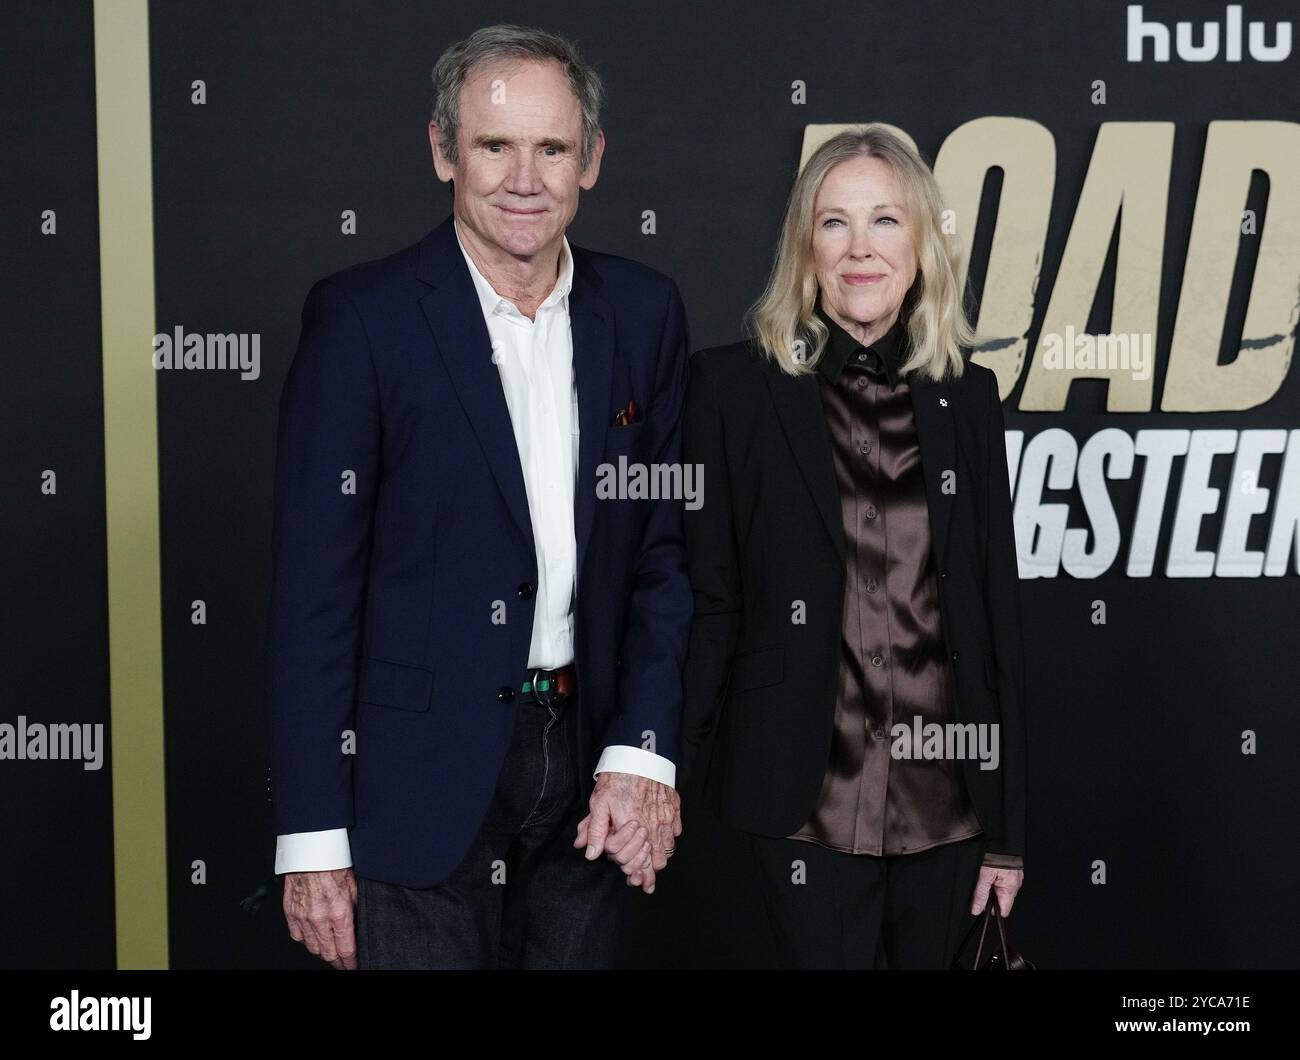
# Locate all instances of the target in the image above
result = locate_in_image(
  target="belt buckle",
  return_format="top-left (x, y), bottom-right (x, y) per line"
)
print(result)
top-left (531, 667), bottom-right (560, 708)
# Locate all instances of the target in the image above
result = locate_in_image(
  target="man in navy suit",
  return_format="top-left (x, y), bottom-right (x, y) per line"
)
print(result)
top-left (265, 24), bottom-right (692, 969)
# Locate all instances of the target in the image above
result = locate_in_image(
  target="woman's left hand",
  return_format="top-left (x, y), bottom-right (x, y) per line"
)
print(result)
top-left (969, 865), bottom-right (1024, 916)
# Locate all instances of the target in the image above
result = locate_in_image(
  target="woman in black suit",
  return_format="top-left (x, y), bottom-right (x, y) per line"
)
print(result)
top-left (680, 124), bottom-right (1027, 969)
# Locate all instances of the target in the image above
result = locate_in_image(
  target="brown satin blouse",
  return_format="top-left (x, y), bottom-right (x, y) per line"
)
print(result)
top-left (787, 303), bottom-right (1016, 866)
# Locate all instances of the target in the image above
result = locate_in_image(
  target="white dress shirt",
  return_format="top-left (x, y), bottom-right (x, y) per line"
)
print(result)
top-left (274, 219), bottom-right (674, 874)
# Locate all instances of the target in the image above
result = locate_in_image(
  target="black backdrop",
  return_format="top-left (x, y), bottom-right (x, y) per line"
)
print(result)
top-left (5, 0), bottom-right (1299, 970)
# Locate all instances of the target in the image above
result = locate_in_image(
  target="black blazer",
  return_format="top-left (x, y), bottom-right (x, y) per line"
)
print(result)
top-left (679, 337), bottom-right (1027, 859)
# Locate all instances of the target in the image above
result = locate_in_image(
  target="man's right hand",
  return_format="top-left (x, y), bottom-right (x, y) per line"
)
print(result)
top-left (283, 868), bottom-right (358, 969)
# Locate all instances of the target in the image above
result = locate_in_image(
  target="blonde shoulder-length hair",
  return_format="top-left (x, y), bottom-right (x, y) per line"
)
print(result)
top-left (745, 124), bottom-right (974, 382)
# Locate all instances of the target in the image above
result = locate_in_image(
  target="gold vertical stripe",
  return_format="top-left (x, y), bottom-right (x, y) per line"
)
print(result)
top-left (93, 0), bottom-right (169, 969)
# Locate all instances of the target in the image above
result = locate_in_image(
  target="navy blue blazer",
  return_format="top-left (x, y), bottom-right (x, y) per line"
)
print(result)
top-left (264, 214), bottom-right (693, 888)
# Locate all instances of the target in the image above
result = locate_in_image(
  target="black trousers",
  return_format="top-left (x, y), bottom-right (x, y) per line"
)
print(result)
top-left (747, 832), bottom-right (987, 969)
top-left (355, 691), bottom-right (629, 969)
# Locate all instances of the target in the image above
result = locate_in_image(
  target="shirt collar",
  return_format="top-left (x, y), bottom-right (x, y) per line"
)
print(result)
top-left (813, 299), bottom-right (907, 389)
top-left (453, 216), bottom-right (573, 319)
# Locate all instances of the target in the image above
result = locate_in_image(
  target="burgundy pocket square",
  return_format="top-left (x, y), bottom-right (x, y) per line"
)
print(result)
top-left (612, 399), bottom-right (640, 426)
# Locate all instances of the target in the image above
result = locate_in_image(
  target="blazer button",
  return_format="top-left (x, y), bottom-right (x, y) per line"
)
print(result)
top-left (951, 650), bottom-right (959, 661)
top-left (517, 582), bottom-right (535, 599)
top-left (940, 569), bottom-right (948, 579)
top-left (498, 686), bottom-right (516, 704)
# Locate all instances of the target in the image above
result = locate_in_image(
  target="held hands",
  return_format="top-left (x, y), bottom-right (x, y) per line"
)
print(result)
top-left (283, 773), bottom-right (683, 971)
top-left (574, 771), bottom-right (682, 894)
top-left (969, 864), bottom-right (1024, 917)
top-left (283, 867), bottom-right (358, 970)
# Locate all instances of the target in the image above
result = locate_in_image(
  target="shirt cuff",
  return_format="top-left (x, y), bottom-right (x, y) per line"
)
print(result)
top-left (981, 852), bottom-right (1024, 870)
top-left (275, 828), bottom-right (353, 874)
top-left (593, 745), bottom-right (676, 788)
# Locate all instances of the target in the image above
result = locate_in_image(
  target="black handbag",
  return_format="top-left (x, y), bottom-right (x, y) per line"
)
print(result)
top-left (952, 894), bottom-right (1035, 970)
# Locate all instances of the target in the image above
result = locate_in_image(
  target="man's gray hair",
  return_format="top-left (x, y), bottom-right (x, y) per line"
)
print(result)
top-left (430, 24), bottom-right (605, 171)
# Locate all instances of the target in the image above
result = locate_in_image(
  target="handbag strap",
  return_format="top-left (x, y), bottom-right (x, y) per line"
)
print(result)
top-left (975, 894), bottom-right (1033, 970)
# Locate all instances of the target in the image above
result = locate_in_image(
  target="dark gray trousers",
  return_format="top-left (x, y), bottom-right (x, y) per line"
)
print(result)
top-left (356, 692), bottom-right (628, 969)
